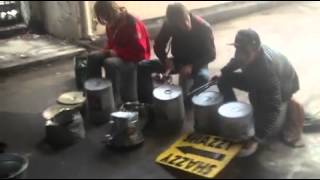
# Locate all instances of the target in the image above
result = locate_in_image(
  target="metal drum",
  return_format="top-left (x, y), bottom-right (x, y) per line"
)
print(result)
top-left (104, 111), bottom-right (144, 148)
top-left (153, 84), bottom-right (185, 130)
top-left (218, 102), bottom-right (255, 141)
top-left (43, 104), bottom-right (86, 148)
top-left (192, 91), bottom-right (224, 135)
top-left (84, 78), bottom-right (116, 125)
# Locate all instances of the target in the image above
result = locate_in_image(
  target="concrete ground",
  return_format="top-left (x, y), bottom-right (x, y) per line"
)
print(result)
top-left (1, 2), bottom-right (320, 179)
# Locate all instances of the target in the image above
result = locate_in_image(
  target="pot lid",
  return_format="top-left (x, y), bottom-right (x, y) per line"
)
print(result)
top-left (192, 91), bottom-right (223, 106)
top-left (57, 91), bottom-right (86, 105)
top-left (153, 84), bottom-right (182, 101)
top-left (42, 104), bottom-right (79, 120)
top-left (218, 102), bottom-right (252, 119)
top-left (84, 78), bottom-right (111, 91)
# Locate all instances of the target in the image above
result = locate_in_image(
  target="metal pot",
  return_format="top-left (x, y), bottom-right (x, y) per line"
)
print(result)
top-left (43, 105), bottom-right (86, 148)
top-left (104, 111), bottom-right (144, 148)
top-left (153, 84), bottom-right (185, 130)
top-left (218, 102), bottom-right (255, 141)
top-left (0, 153), bottom-right (29, 179)
top-left (84, 78), bottom-right (116, 125)
top-left (120, 102), bottom-right (153, 131)
top-left (192, 91), bottom-right (224, 135)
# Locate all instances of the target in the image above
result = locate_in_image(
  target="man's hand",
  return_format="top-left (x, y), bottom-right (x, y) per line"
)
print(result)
top-left (180, 65), bottom-right (193, 77)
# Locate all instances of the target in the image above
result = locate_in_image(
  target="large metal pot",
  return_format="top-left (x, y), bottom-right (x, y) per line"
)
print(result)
top-left (84, 78), bottom-right (116, 125)
top-left (153, 84), bottom-right (185, 130)
top-left (104, 111), bottom-right (144, 148)
top-left (192, 91), bottom-right (224, 135)
top-left (120, 102), bottom-right (153, 130)
top-left (43, 104), bottom-right (86, 148)
top-left (0, 153), bottom-right (29, 179)
top-left (218, 102), bottom-right (255, 141)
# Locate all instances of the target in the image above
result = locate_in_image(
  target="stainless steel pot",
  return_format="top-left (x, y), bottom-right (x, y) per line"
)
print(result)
top-left (153, 84), bottom-right (185, 130)
top-left (84, 78), bottom-right (116, 125)
top-left (120, 102), bottom-right (153, 131)
top-left (43, 105), bottom-right (86, 148)
top-left (192, 91), bottom-right (224, 135)
top-left (104, 111), bottom-right (144, 148)
top-left (218, 102), bottom-right (255, 141)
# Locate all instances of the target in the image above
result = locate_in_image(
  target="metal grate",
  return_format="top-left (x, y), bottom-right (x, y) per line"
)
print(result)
top-left (0, 1), bottom-right (22, 27)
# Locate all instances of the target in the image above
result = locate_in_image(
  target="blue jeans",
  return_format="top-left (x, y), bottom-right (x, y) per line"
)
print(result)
top-left (138, 59), bottom-right (209, 104)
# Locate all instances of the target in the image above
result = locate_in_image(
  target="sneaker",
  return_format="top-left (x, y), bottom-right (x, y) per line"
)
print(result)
top-left (238, 141), bottom-right (258, 158)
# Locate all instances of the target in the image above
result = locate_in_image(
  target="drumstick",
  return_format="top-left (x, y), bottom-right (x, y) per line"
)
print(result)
top-left (187, 76), bottom-right (219, 98)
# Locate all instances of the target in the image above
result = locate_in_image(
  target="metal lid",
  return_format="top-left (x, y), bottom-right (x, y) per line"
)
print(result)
top-left (111, 111), bottom-right (138, 120)
top-left (218, 102), bottom-right (252, 119)
top-left (57, 91), bottom-right (86, 105)
top-left (42, 104), bottom-right (79, 120)
top-left (153, 84), bottom-right (182, 101)
top-left (192, 91), bottom-right (223, 106)
top-left (84, 78), bottom-right (111, 91)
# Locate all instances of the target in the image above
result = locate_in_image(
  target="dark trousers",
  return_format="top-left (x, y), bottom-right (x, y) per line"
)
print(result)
top-left (87, 55), bottom-right (138, 106)
top-left (218, 71), bottom-right (288, 140)
top-left (137, 59), bottom-right (209, 104)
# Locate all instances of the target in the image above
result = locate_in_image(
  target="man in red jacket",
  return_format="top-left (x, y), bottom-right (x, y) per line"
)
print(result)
top-left (88, 1), bottom-right (151, 105)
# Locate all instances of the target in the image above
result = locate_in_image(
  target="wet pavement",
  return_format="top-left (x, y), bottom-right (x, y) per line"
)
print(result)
top-left (0, 2), bottom-right (320, 179)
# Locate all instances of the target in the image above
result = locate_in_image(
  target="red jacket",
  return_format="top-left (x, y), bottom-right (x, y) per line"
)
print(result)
top-left (104, 13), bottom-right (151, 63)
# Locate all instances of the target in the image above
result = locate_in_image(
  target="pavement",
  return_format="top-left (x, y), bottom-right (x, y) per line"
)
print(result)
top-left (0, 34), bottom-right (85, 73)
top-left (1, 2), bottom-right (320, 179)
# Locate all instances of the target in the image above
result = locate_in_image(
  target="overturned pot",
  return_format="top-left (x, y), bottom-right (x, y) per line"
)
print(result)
top-left (153, 84), bottom-right (185, 131)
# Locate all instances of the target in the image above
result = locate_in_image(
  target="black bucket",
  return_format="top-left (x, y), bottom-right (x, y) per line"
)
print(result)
top-left (0, 153), bottom-right (29, 179)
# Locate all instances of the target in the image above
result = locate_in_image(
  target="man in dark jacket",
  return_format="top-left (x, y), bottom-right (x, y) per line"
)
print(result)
top-left (138, 3), bottom-right (216, 104)
top-left (218, 29), bottom-right (300, 155)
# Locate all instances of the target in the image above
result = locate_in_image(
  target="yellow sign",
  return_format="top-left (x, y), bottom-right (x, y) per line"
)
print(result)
top-left (156, 133), bottom-right (243, 178)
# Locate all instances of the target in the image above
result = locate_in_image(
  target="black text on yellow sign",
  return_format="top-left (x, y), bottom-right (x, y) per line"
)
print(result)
top-left (156, 133), bottom-right (243, 178)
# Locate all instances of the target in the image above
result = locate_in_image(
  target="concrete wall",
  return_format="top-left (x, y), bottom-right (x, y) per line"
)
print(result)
top-left (41, 1), bottom-right (82, 40)
top-left (91, 1), bottom-right (229, 36)
top-left (28, 1), bottom-right (229, 40)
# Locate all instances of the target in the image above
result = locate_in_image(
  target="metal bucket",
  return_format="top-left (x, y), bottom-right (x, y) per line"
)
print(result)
top-left (192, 91), bottom-right (224, 135)
top-left (0, 153), bottom-right (29, 179)
top-left (43, 105), bottom-right (86, 148)
top-left (218, 102), bottom-right (255, 141)
top-left (104, 111), bottom-right (144, 148)
top-left (153, 84), bottom-right (185, 130)
top-left (85, 78), bottom-right (116, 125)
